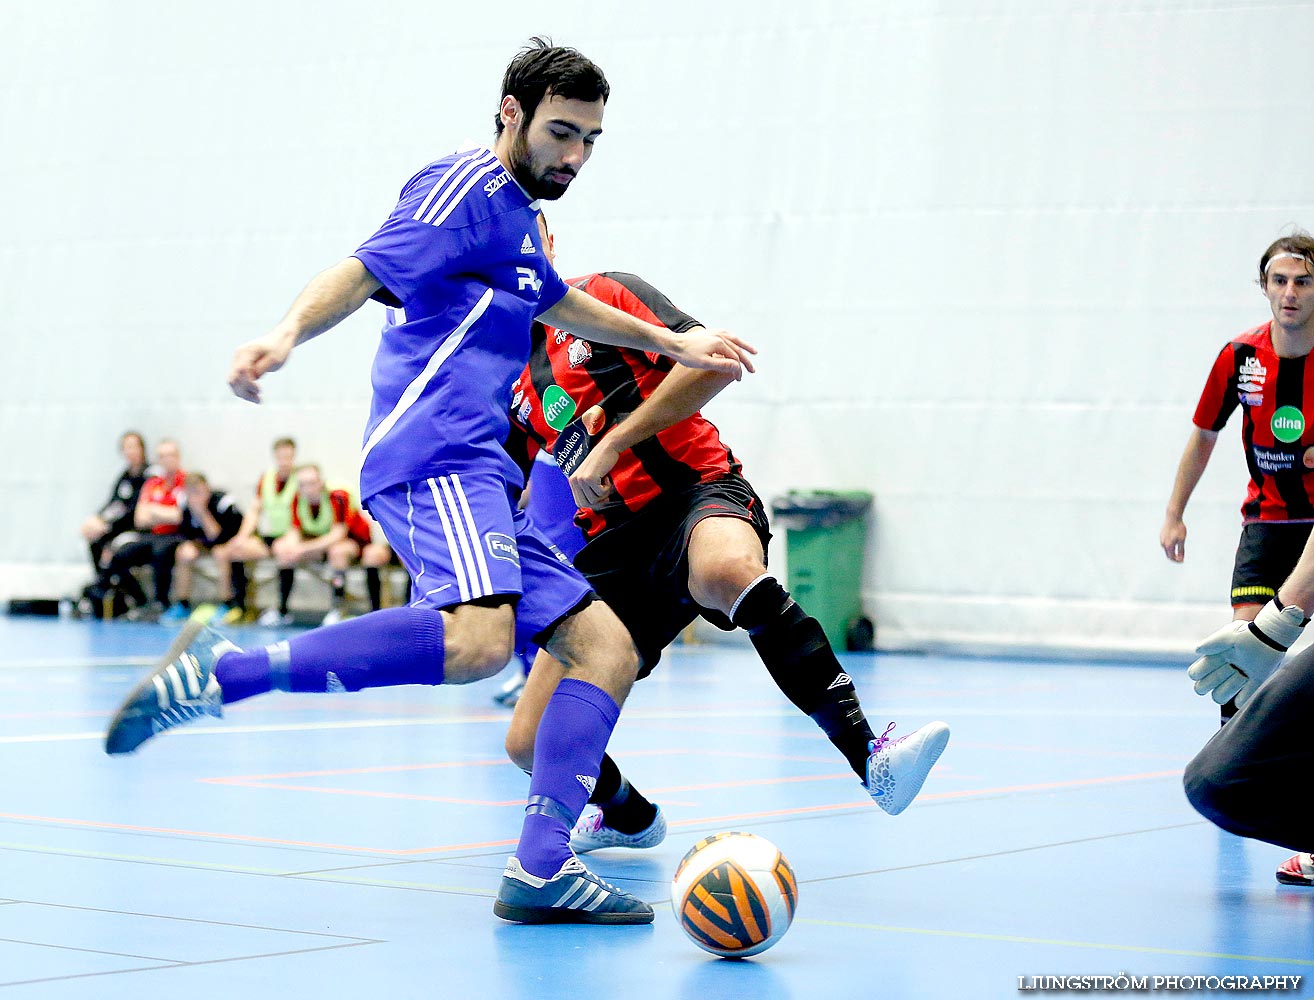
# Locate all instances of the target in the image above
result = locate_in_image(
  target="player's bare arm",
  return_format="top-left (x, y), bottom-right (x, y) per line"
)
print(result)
top-left (570, 357), bottom-right (736, 507)
top-left (229, 257), bottom-right (383, 404)
top-left (538, 286), bottom-right (756, 379)
top-left (1160, 426), bottom-right (1219, 562)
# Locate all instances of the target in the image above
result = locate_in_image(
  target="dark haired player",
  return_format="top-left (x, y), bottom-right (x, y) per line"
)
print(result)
top-left (502, 217), bottom-right (949, 852)
top-left (104, 38), bottom-right (755, 926)
top-left (1164, 233), bottom-right (1314, 727)
top-left (1176, 234), bottom-right (1314, 886)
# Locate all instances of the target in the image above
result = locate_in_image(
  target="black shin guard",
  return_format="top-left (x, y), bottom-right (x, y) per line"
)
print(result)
top-left (733, 576), bottom-right (876, 778)
top-left (589, 753), bottom-right (656, 834)
top-left (278, 568), bottom-right (295, 614)
top-left (231, 562), bottom-right (248, 610)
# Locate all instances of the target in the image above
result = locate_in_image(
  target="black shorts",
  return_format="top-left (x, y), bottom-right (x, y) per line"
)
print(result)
top-left (1230, 521), bottom-right (1314, 607)
top-left (573, 474), bottom-right (771, 678)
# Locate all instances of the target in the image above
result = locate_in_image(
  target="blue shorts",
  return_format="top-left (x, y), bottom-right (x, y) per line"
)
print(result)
top-left (365, 472), bottom-right (592, 649)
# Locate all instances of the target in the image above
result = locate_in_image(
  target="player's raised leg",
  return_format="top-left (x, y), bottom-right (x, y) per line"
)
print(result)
top-left (687, 513), bottom-right (949, 816)
top-left (106, 475), bottom-right (515, 753)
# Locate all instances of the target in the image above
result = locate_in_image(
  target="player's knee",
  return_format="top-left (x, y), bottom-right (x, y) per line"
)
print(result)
top-left (584, 622), bottom-right (641, 689)
top-left (504, 723), bottom-right (536, 773)
top-left (443, 607), bottom-right (516, 682)
top-left (1184, 748), bottom-right (1250, 834)
top-left (692, 552), bottom-right (767, 613)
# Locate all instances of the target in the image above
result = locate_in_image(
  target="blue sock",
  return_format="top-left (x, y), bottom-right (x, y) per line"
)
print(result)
top-left (515, 678), bottom-right (620, 878)
top-left (215, 607), bottom-right (445, 704)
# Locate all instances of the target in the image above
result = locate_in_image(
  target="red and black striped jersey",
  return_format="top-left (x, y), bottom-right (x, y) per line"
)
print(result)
top-left (1194, 320), bottom-right (1314, 522)
top-left (505, 271), bottom-right (741, 538)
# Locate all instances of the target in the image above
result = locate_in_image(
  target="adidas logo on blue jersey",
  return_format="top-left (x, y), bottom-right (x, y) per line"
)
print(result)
top-left (520, 234), bottom-right (536, 255)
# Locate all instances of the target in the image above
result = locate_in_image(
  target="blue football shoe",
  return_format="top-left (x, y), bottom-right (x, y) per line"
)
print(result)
top-left (493, 856), bottom-right (654, 924)
top-left (105, 620), bottom-right (236, 755)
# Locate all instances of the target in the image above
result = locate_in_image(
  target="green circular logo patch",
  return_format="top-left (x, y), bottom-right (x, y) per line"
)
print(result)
top-left (1272, 405), bottom-right (1306, 444)
top-left (543, 385), bottom-right (578, 432)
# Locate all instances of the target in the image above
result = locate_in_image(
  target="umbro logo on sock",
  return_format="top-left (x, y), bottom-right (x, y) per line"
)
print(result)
top-left (576, 774), bottom-right (597, 795)
top-left (520, 234), bottom-right (536, 254)
top-left (828, 672), bottom-right (853, 690)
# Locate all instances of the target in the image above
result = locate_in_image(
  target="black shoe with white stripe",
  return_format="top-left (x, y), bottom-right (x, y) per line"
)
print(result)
top-left (104, 620), bottom-right (235, 755)
top-left (493, 855), bottom-right (654, 924)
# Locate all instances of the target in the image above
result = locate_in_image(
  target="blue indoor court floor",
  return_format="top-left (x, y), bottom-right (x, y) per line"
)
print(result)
top-left (1, 615), bottom-right (1311, 999)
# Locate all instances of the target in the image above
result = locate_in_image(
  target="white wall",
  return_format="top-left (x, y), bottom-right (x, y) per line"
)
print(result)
top-left (3, 0), bottom-right (1311, 653)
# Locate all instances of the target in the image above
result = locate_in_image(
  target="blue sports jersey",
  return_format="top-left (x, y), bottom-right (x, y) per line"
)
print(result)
top-left (353, 146), bottom-right (569, 500)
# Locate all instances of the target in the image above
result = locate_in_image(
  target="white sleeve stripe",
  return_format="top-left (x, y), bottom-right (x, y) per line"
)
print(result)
top-left (449, 472), bottom-right (494, 593)
top-left (416, 151), bottom-right (498, 225)
top-left (411, 149), bottom-right (494, 222)
top-left (360, 288), bottom-right (494, 466)
top-left (423, 160), bottom-right (504, 227)
top-left (428, 478), bottom-right (472, 603)
top-left (418, 153), bottom-right (494, 223)
top-left (437, 476), bottom-right (486, 599)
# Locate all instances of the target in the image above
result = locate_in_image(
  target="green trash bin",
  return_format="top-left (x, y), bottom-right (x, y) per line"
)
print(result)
top-left (770, 490), bottom-right (874, 651)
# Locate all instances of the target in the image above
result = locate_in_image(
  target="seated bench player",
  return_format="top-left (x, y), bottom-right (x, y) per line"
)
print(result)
top-left (272, 463), bottom-right (377, 626)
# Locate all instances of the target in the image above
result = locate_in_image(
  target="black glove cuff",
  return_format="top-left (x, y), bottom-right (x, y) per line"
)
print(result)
top-left (1247, 620), bottom-right (1291, 652)
top-left (1274, 595), bottom-right (1312, 626)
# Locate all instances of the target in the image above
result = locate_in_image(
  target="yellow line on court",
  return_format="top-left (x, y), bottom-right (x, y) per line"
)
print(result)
top-left (800, 918), bottom-right (1314, 966)
top-left (0, 841), bottom-right (292, 875)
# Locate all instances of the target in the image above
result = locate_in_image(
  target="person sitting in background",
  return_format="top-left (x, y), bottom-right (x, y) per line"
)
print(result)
top-left (77, 431), bottom-right (152, 616)
top-left (95, 439), bottom-right (188, 620)
top-left (171, 473), bottom-right (246, 622)
top-left (79, 431), bottom-right (151, 575)
top-left (210, 437), bottom-right (298, 624)
top-left (267, 463), bottom-right (377, 626)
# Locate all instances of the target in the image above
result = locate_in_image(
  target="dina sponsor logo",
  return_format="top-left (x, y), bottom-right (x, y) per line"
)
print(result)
top-left (542, 385), bottom-right (577, 432)
top-left (1272, 405), bottom-right (1305, 444)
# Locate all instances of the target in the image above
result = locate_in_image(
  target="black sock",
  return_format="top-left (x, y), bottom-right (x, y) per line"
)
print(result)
top-left (366, 567), bottom-right (382, 611)
top-left (733, 576), bottom-right (876, 778)
top-left (589, 753), bottom-right (656, 834)
top-left (231, 563), bottom-right (248, 611)
top-left (332, 574), bottom-right (345, 600)
top-left (278, 568), bottom-right (295, 614)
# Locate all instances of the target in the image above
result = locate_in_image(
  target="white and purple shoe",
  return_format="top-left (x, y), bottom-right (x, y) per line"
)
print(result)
top-left (866, 720), bottom-right (951, 815)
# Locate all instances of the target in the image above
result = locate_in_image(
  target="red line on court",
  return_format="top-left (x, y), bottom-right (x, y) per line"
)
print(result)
top-left (213, 781), bottom-right (525, 806)
top-left (201, 759), bottom-right (512, 783)
top-left (0, 769), bottom-right (1183, 857)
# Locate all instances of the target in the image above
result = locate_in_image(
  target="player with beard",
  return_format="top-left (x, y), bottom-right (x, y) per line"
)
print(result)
top-left (104, 38), bottom-right (755, 926)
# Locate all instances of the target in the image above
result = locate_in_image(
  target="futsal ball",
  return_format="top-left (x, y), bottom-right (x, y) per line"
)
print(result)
top-left (671, 831), bottom-right (798, 958)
